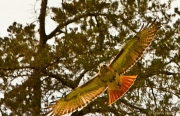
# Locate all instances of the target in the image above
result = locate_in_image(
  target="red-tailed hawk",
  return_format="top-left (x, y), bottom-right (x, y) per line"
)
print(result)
top-left (47, 20), bottom-right (161, 116)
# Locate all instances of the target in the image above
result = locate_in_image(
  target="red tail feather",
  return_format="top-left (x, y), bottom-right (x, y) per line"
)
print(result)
top-left (108, 75), bottom-right (137, 105)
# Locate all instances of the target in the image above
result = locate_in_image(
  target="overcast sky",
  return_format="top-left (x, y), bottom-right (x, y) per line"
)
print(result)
top-left (0, 0), bottom-right (35, 37)
top-left (0, 0), bottom-right (61, 37)
top-left (0, 0), bottom-right (179, 37)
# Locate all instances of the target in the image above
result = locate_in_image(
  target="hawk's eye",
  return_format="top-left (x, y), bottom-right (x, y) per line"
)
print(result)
top-left (99, 64), bottom-right (106, 68)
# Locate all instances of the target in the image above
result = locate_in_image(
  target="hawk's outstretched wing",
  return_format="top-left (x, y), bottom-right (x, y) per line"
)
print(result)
top-left (47, 75), bottom-right (107, 116)
top-left (109, 21), bottom-right (161, 74)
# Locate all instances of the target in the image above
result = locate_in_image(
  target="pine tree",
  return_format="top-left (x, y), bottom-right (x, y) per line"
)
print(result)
top-left (0, 0), bottom-right (179, 115)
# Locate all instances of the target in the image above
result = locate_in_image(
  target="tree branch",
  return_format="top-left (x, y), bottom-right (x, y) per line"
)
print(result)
top-left (38, 0), bottom-right (48, 45)
top-left (43, 71), bottom-right (76, 89)
top-left (160, 71), bottom-right (180, 75)
top-left (146, 78), bottom-right (158, 109)
top-left (46, 12), bottom-right (118, 40)
top-left (0, 66), bottom-right (35, 70)
top-left (120, 99), bottom-right (149, 114)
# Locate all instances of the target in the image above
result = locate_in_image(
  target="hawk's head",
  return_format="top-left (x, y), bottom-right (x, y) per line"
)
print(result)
top-left (99, 64), bottom-right (108, 73)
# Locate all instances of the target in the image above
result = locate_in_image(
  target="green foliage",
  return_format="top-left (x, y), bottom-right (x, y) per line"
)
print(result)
top-left (0, 0), bottom-right (179, 115)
